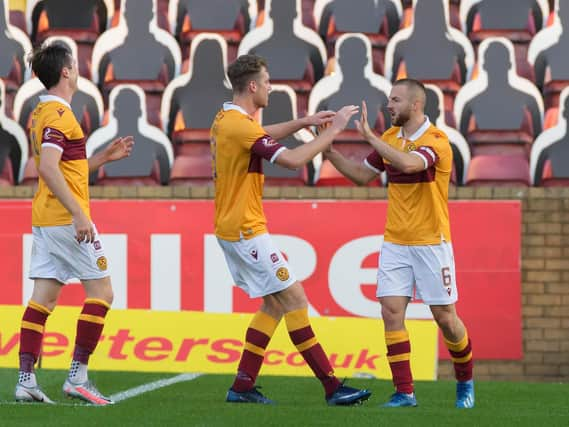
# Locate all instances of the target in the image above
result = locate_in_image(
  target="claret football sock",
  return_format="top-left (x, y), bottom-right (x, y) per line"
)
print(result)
top-left (19, 300), bottom-right (51, 374)
top-left (284, 308), bottom-right (341, 396)
top-left (444, 331), bottom-right (473, 382)
top-left (232, 311), bottom-right (279, 392)
top-left (385, 330), bottom-right (414, 394)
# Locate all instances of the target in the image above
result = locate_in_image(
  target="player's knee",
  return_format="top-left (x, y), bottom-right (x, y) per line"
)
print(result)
top-left (381, 304), bottom-right (404, 325)
top-left (434, 312), bottom-right (457, 334)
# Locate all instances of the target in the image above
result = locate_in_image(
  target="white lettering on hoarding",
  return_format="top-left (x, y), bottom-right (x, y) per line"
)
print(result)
top-left (151, 234), bottom-right (181, 311)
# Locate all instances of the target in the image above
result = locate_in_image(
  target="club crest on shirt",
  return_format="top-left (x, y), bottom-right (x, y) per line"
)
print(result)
top-left (270, 253), bottom-right (279, 263)
top-left (250, 249), bottom-right (258, 260)
top-left (276, 267), bottom-right (289, 281)
top-left (93, 240), bottom-right (102, 250)
top-left (96, 256), bottom-right (108, 271)
top-left (405, 143), bottom-right (417, 152)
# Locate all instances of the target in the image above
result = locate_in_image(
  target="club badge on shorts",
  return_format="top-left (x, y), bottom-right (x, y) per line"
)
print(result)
top-left (96, 256), bottom-right (108, 271)
top-left (276, 267), bottom-right (289, 281)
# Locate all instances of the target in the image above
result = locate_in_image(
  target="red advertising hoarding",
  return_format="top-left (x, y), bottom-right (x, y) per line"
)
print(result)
top-left (0, 200), bottom-right (521, 359)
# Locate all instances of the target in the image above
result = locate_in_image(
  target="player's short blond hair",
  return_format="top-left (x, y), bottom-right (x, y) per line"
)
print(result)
top-left (227, 54), bottom-right (268, 93)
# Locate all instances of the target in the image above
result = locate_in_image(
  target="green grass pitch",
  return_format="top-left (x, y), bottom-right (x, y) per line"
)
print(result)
top-left (0, 369), bottom-right (567, 426)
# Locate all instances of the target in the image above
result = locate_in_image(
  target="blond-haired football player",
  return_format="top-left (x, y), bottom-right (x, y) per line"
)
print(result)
top-left (326, 79), bottom-right (475, 409)
top-left (15, 41), bottom-right (134, 405)
top-left (212, 54), bottom-right (370, 405)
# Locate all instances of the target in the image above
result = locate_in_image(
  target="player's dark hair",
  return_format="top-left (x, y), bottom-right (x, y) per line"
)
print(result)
top-left (28, 41), bottom-right (73, 90)
top-left (227, 54), bottom-right (268, 93)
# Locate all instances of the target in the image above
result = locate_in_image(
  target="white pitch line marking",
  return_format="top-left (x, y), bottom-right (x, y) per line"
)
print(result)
top-left (110, 372), bottom-right (203, 403)
top-left (0, 372), bottom-right (203, 406)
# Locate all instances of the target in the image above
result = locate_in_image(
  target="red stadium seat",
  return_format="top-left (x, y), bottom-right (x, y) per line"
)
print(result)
top-left (466, 154), bottom-right (530, 186)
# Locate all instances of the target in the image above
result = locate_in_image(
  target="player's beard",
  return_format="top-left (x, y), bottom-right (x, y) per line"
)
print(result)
top-left (392, 109), bottom-right (411, 127)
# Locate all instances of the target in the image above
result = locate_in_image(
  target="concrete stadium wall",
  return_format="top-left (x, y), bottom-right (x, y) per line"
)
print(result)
top-left (2, 185), bottom-right (567, 382)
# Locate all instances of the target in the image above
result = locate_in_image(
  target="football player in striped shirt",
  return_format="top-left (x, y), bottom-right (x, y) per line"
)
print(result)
top-left (15, 41), bottom-right (134, 405)
top-left (212, 54), bottom-right (370, 406)
top-left (325, 79), bottom-right (475, 409)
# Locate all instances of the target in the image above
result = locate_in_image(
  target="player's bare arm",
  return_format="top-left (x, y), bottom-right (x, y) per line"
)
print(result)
top-left (38, 146), bottom-right (94, 243)
top-left (264, 110), bottom-right (335, 140)
top-left (325, 148), bottom-right (378, 185)
top-left (88, 136), bottom-right (135, 172)
top-left (356, 101), bottom-right (425, 174)
top-left (275, 105), bottom-right (358, 170)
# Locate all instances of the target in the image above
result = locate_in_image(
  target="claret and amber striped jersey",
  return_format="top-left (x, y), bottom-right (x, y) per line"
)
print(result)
top-left (364, 117), bottom-right (453, 245)
top-left (211, 102), bottom-right (287, 241)
top-left (30, 95), bottom-right (90, 226)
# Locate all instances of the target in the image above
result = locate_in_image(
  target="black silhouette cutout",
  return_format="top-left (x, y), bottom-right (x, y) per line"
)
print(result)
top-left (88, 86), bottom-right (173, 185)
top-left (14, 37), bottom-right (103, 138)
top-left (529, 0), bottom-right (569, 107)
top-left (171, 0), bottom-right (252, 58)
top-left (386, 0), bottom-right (471, 83)
top-left (162, 35), bottom-right (232, 143)
top-left (532, 90), bottom-right (569, 185)
top-left (312, 34), bottom-right (390, 134)
top-left (261, 86), bottom-right (310, 185)
top-left (456, 39), bottom-right (543, 157)
top-left (240, 0), bottom-right (326, 83)
top-left (0, 79), bottom-right (28, 184)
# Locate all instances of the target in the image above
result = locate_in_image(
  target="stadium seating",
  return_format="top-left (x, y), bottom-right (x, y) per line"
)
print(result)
top-left (168, 0), bottom-right (256, 60)
top-left (313, 0), bottom-right (402, 74)
top-left (91, 0), bottom-right (181, 127)
top-left (454, 38), bottom-right (544, 157)
top-left (260, 84), bottom-right (312, 186)
top-left (0, 79), bottom-right (28, 184)
top-left (528, 0), bottom-right (569, 109)
top-left (308, 33), bottom-right (391, 144)
top-left (238, 0), bottom-right (327, 115)
top-left (0, 0), bottom-right (31, 118)
top-left (13, 36), bottom-right (104, 139)
top-left (530, 86), bottom-right (569, 186)
top-left (459, 0), bottom-right (549, 81)
top-left (160, 33), bottom-right (232, 149)
top-left (87, 84), bottom-right (174, 185)
top-left (384, 0), bottom-right (475, 113)
top-left (26, 0), bottom-right (114, 78)
top-left (466, 154), bottom-right (531, 186)
top-left (1, 0), bottom-right (568, 187)
top-left (424, 84), bottom-right (471, 185)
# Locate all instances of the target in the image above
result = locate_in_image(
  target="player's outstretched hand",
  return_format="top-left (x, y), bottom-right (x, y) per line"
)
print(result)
top-left (330, 105), bottom-right (359, 131)
top-left (355, 101), bottom-right (374, 140)
top-left (105, 136), bottom-right (135, 162)
top-left (306, 110), bottom-right (335, 127)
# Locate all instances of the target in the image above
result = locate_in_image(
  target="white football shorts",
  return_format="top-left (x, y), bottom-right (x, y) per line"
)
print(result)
top-left (377, 241), bottom-right (458, 305)
top-left (29, 223), bottom-right (110, 283)
top-left (217, 233), bottom-right (297, 298)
